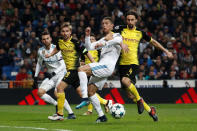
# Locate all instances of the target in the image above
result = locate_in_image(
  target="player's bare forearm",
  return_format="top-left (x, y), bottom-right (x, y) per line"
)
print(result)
top-left (45, 47), bottom-right (59, 58)
top-left (86, 52), bottom-right (95, 63)
top-left (150, 39), bottom-right (173, 59)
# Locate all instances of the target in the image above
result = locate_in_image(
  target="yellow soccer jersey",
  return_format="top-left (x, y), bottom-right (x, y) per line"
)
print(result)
top-left (85, 50), bottom-right (99, 64)
top-left (114, 25), bottom-right (152, 65)
top-left (56, 37), bottom-right (86, 70)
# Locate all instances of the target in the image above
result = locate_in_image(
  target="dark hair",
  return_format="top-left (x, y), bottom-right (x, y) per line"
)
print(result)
top-left (41, 30), bottom-right (50, 36)
top-left (125, 10), bottom-right (138, 19)
top-left (102, 17), bottom-right (113, 24)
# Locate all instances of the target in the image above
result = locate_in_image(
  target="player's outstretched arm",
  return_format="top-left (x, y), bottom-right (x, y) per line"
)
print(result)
top-left (150, 39), bottom-right (173, 59)
top-left (45, 47), bottom-right (59, 58)
top-left (86, 52), bottom-right (95, 63)
top-left (120, 42), bottom-right (129, 53)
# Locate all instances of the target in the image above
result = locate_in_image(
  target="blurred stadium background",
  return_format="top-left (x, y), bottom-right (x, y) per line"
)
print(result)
top-left (0, 0), bottom-right (197, 130)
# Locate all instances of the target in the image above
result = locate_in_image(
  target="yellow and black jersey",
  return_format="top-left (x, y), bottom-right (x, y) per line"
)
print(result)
top-left (114, 25), bottom-right (152, 65)
top-left (85, 50), bottom-right (99, 64)
top-left (56, 37), bottom-right (87, 70)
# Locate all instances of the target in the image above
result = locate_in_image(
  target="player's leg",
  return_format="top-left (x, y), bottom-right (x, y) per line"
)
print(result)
top-left (48, 81), bottom-right (68, 121)
top-left (37, 78), bottom-right (57, 106)
top-left (76, 64), bottom-right (93, 109)
top-left (95, 93), bottom-right (112, 113)
top-left (54, 90), bottom-right (76, 119)
top-left (120, 65), bottom-right (144, 114)
top-left (83, 93), bottom-right (110, 115)
top-left (83, 103), bottom-right (93, 115)
top-left (133, 97), bottom-right (158, 121)
top-left (88, 83), bottom-right (107, 123)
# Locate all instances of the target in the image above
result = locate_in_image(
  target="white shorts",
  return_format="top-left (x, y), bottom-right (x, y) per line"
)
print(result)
top-left (89, 63), bottom-right (112, 90)
top-left (89, 63), bottom-right (112, 78)
top-left (88, 76), bottom-right (107, 90)
top-left (39, 72), bottom-right (66, 92)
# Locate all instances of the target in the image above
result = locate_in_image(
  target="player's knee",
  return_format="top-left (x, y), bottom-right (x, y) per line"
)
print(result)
top-left (37, 89), bottom-right (45, 97)
top-left (88, 84), bottom-right (96, 97)
top-left (78, 66), bottom-right (85, 72)
top-left (57, 81), bottom-right (67, 92)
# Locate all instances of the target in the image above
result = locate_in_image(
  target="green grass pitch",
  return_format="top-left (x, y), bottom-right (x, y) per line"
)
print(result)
top-left (0, 104), bottom-right (197, 131)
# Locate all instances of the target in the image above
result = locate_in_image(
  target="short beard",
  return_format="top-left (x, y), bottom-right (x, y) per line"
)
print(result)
top-left (128, 24), bottom-right (133, 29)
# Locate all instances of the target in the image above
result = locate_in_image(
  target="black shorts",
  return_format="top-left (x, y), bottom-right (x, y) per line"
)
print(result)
top-left (62, 70), bottom-right (80, 89)
top-left (119, 64), bottom-right (139, 86)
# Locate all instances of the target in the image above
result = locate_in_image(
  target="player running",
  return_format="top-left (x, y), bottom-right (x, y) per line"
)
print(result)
top-left (77, 17), bottom-right (127, 123)
top-left (114, 10), bottom-right (173, 121)
top-left (33, 31), bottom-right (75, 119)
top-left (46, 23), bottom-right (94, 120)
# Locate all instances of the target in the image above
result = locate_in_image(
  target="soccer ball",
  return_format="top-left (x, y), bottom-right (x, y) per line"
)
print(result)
top-left (110, 103), bottom-right (125, 119)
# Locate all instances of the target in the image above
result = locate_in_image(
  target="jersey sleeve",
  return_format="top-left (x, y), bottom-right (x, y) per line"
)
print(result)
top-left (34, 50), bottom-right (43, 77)
top-left (71, 39), bottom-right (88, 55)
top-left (141, 31), bottom-right (152, 42)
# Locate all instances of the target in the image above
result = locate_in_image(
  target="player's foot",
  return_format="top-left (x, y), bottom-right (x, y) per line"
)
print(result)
top-left (149, 106), bottom-right (158, 122)
top-left (48, 114), bottom-right (64, 121)
top-left (96, 115), bottom-right (107, 123)
top-left (75, 100), bottom-right (89, 109)
top-left (67, 113), bottom-right (76, 119)
top-left (137, 98), bottom-right (144, 114)
top-left (83, 111), bottom-right (92, 116)
top-left (48, 113), bottom-right (58, 119)
top-left (104, 100), bottom-right (113, 113)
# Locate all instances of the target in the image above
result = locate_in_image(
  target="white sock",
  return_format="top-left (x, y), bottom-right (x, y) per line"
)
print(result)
top-left (41, 94), bottom-right (57, 106)
top-left (89, 94), bottom-right (104, 117)
top-left (78, 72), bottom-right (88, 98)
top-left (64, 99), bottom-right (73, 114)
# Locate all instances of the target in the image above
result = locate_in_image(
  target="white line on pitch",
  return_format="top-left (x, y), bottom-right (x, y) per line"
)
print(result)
top-left (0, 125), bottom-right (71, 131)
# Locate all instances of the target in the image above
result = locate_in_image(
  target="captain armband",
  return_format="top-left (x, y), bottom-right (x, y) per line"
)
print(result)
top-left (82, 48), bottom-right (88, 55)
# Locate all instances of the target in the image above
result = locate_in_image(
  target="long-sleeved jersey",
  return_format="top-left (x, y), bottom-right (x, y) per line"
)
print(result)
top-left (85, 33), bottom-right (122, 73)
top-left (34, 44), bottom-right (66, 77)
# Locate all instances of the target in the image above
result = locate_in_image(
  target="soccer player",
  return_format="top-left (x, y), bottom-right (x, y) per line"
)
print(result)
top-left (33, 31), bottom-right (75, 119)
top-left (46, 23), bottom-right (94, 120)
top-left (81, 34), bottom-right (110, 115)
top-left (114, 10), bottom-right (173, 121)
top-left (77, 17), bottom-right (127, 122)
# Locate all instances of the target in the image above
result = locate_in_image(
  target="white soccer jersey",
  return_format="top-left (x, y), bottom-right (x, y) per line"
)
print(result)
top-left (85, 33), bottom-right (122, 74)
top-left (34, 44), bottom-right (66, 77)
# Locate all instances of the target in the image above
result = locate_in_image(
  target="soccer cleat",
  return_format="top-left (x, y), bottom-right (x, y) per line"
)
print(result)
top-left (149, 106), bottom-right (158, 122)
top-left (104, 100), bottom-right (113, 113)
top-left (137, 98), bottom-right (144, 114)
top-left (96, 115), bottom-right (107, 123)
top-left (83, 111), bottom-right (93, 116)
top-left (67, 113), bottom-right (76, 119)
top-left (75, 100), bottom-right (89, 109)
top-left (48, 113), bottom-right (58, 119)
top-left (48, 114), bottom-right (64, 121)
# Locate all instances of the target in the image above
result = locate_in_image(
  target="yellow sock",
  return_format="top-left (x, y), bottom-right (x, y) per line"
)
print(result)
top-left (57, 93), bottom-right (65, 115)
top-left (143, 101), bottom-right (151, 112)
top-left (87, 103), bottom-right (93, 112)
top-left (133, 98), bottom-right (151, 112)
top-left (96, 93), bottom-right (108, 105)
top-left (128, 83), bottom-right (140, 101)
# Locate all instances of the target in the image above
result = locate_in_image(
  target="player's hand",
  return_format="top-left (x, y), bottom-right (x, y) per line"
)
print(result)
top-left (85, 27), bottom-right (91, 36)
top-left (166, 51), bottom-right (173, 59)
top-left (95, 43), bottom-right (104, 49)
top-left (120, 42), bottom-right (129, 53)
top-left (33, 77), bottom-right (38, 89)
top-left (45, 54), bottom-right (50, 58)
top-left (105, 32), bottom-right (113, 41)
